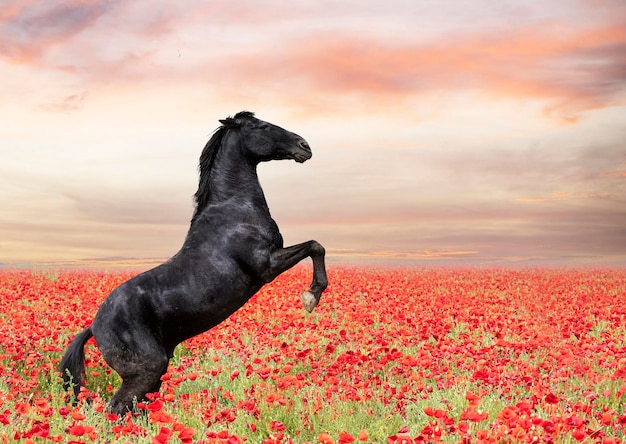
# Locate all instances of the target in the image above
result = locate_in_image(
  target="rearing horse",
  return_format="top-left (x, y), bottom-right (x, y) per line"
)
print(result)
top-left (59, 111), bottom-right (328, 415)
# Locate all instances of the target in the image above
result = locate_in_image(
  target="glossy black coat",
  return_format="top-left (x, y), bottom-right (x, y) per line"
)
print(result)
top-left (58, 111), bottom-right (328, 414)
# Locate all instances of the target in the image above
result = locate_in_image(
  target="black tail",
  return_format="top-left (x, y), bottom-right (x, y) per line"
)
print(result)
top-left (58, 327), bottom-right (93, 399)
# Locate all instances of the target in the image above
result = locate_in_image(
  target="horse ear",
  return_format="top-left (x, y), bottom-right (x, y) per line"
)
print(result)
top-left (219, 117), bottom-right (242, 128)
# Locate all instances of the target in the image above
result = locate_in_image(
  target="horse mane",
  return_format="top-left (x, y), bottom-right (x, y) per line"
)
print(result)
top-left (192, 111), bottom-right (256, 222)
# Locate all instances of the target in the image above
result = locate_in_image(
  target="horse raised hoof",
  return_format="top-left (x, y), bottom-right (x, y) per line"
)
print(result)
top-left (300, 290), bottom-right (318, 313)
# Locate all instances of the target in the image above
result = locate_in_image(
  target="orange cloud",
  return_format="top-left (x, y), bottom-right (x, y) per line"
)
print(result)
top-left (3, 2), bottom-right (624, 123)
top-left (344, 26), bottom-right (620, 119)
top-left (517, 192), bottom-right (610, 203)
top-left (602, 171), bottom-right (626, 178)
top-left (207, 18), bottom-right (626, 123)
top-left (516, 197), bottom-right (550, 203)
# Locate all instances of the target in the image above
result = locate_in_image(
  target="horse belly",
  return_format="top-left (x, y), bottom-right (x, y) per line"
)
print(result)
top-left (91, 257), bottom-right (264, 353)
top-left (159, 267), bottom-right (263, 345)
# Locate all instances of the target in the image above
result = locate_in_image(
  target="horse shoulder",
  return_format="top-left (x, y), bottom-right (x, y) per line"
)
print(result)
top-left (186, 202), bottom-right (283, 281)
top-left (221, 218), bottom-right (278, 280)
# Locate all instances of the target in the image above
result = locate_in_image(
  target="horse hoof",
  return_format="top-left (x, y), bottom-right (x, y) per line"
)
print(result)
top-left (300, 290), bottom-right (318, 313)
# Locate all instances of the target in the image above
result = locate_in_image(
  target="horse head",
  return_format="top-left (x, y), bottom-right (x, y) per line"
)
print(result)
top-left (222, 111), bottom-right (312, 164)
top-left (193, 111), bottom-right (312, 221)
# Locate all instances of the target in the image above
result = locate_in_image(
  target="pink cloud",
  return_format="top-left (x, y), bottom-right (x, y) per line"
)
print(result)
top-left (38, 91), bottom-right (87, 113)
top-left (0, 0), bottom-right (110, 65)
top-left (603, 171), bottom-right (626, 178)
top-left (258, 22), bottom-right (626, 122)
top-left (2, 2), bottom-right (624, 124)
top-left (516, 192), bottom-right (611, 203)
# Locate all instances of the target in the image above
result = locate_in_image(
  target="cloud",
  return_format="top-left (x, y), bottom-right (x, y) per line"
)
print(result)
top-left (237, 22), bottom-right (626, 121)
top-left (2, 1), bottom-right (624, 123)
top-left (603, 171), bottom-right (626, 178)
top-left (0, 1), bottom-right (112, 64)
top-left (307, 198), bottom-right (626, 265)
top-left (63, 191), bottom-right (192, 225)
top-left (516, 192), bottom-right (610, 203)
top-left (268, 124), bottom-right (626, 265)
top-left (39, 91), bottom-right (87, 113)
top-left (2, 1), bottom-right (625, 266)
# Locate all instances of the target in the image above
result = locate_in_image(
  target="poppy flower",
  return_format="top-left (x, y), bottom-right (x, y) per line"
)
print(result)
top-left (545, 393), bottom-right (560, 404)
top-left (318, 432), bottom-right (334, 444)
top-left (338, 432), bottom-right (355, 443)
top-left (1, 268), bottom-right (625, 444)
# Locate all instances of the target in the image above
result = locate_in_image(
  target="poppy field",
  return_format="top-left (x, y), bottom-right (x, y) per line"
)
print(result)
top-left (0, 266), bottom-right (625, 443)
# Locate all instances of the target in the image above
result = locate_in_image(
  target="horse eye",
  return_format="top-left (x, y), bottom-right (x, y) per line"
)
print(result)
top-left (258, 124), bottom-right (270, 130)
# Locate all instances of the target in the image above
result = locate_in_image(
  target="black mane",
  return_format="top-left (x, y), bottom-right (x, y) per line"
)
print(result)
top-left (192, 126), bottom-right (227, 222)
top-left (233, 110), bottom-right (255, 120)
top-left (192, 111), bottom-right (256, 222)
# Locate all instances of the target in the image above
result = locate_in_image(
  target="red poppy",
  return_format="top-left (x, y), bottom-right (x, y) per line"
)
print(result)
top-left (496, 406), bottom-right (518, 425)
top-left (318, 432), bottom-right (334, 444)
top-left (338, 432), bottom-right (355, 443)
top-left (1, 268), bottom-right (626, 444)
top-left (152, 426), bottom-right (172, 444)
top-left (545, 393), bottom-right (560, 404)
top-left (68, 425), bottom-right (86, 436)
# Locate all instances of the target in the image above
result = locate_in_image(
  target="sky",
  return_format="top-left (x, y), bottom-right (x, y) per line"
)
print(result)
top-left (1, 0), bottom-right (625, 268)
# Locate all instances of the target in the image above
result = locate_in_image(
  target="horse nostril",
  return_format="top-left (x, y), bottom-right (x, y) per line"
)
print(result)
top-left (300, 140), bottom-right (310, 150)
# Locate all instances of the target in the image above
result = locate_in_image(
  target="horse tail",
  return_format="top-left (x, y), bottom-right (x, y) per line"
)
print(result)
top-left (58, 326), bottom-right (93, 399)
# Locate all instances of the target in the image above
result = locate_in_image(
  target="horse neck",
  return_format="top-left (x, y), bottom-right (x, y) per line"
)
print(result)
top-left (206, 133), bottom-right (268, 208)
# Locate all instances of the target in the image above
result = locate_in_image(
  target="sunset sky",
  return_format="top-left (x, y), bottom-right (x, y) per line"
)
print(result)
top-left (1, 0), bottom-right (625, 267)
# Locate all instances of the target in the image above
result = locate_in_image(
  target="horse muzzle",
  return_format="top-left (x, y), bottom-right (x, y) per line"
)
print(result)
top-left (292, 141), bottom-right (312, 163)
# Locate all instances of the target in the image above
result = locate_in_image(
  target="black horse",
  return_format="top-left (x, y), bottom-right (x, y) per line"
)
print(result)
top-left (59, 111), bottom-right (328, 415)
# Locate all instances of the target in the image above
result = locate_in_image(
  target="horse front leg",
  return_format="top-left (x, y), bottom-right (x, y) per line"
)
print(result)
top-left (265, 240), bottom-right (328, 313)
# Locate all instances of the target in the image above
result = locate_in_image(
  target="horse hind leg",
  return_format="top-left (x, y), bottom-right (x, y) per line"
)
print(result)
top-left (108, 374), bottom-right (163, 415)
top-left (102, 345), bottom-right (169, 415)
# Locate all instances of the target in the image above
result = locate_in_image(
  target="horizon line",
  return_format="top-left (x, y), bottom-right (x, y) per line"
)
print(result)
top-left (2, 253), bottom-right (625, 270)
